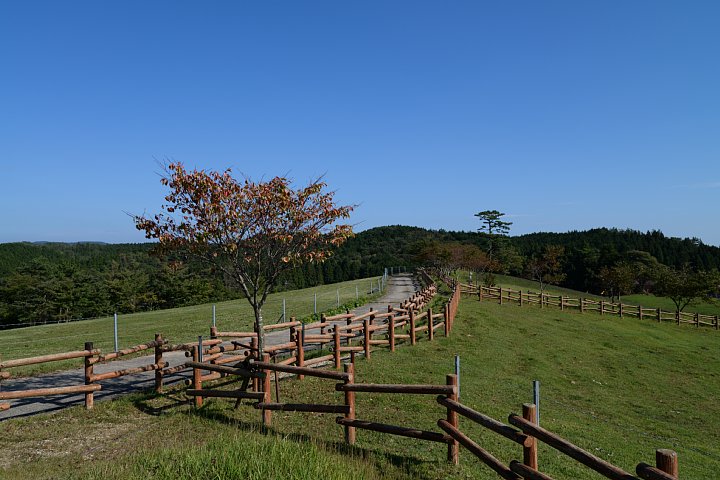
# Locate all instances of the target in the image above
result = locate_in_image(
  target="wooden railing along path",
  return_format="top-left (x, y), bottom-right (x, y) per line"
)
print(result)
top-left (0, 274), bottom-right (451, 413)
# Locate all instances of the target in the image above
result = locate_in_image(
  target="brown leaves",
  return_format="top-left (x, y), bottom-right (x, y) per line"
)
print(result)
top-left (133, 162), bottom-right (355, 298)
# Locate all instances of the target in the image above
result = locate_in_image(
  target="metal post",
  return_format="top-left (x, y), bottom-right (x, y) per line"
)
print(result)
top-left (314, 293), bottom-right (317, 314)
top-left (198, 336), bottom-right (204, 363)
top-left (283, 298), bottom-right (286, 322)
top-left (533, 380), bottom-right (540, 426)
top-left (212, 304), bottom-right (216, 328)
top-left (454, 355), bottom-right (460, 400)
top-left (337, 289), bottom-right (340, 308)
top-left (356, 285), bottom-right (359, 300)
top-left (113, 312), bottom-right (119, 352)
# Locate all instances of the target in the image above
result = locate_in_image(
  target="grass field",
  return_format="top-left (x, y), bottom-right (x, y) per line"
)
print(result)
top-left (2, 289), bottom-right (718, 479)
top-left (0, 277), bottom-right (381, 375)
top-left (458, 272), bottom-right (720, 317)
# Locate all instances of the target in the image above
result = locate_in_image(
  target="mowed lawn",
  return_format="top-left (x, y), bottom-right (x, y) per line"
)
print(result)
top-left (1, 292), bottom-right (718, 479)
top-left (0, 277), bottom-right (381, 375)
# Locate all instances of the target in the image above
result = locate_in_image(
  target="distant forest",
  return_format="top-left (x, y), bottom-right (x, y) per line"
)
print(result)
top-left (1, 226), bottom-right (719, 327)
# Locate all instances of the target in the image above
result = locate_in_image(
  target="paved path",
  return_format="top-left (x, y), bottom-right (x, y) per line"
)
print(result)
top-left (0, 274), bottom-right (419, 421)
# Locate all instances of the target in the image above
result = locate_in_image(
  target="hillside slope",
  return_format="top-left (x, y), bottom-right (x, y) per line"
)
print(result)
top-left (2, 292), bottom-right (718, 479)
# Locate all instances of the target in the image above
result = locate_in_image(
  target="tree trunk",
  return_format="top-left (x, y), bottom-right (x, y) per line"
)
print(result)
top-left (255, 307), bottom-right (265, 356)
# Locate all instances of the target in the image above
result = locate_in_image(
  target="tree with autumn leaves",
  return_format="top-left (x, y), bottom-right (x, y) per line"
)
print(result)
top-left (134, 162), bottom-right (354, 355)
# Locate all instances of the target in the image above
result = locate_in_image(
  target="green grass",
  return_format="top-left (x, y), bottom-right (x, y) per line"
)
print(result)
top-left (457, 271), bottom-right (720, 316)
top-left (0, 277), bottom-right (382, 375)
top-left (0, 395), bottom-right (397, 480)
top-left (2, 293), bottom-right (718, 479)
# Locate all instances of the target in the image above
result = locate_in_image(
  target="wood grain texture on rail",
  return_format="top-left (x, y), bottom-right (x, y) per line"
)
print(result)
top-left (438, 419), bottom-right (519, 480)
top-left (0, 384), bottom-right (101, 400)
top-left (336, 417), bottom-right (453, 444)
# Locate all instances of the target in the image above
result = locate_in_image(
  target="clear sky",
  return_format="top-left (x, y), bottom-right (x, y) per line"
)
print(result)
top-left (1, 1), bottom-right (719, 245)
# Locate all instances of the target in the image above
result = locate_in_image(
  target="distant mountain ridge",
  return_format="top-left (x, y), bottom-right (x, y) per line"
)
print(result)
top-left (31, 241), bottom-right (110, 245)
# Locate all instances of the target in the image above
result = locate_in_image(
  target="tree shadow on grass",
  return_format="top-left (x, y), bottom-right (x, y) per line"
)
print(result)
top-left (128, 369), bottom-right (445, 480)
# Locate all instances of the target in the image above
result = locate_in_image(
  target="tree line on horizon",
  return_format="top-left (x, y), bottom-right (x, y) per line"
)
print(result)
top-left (1, 224), bottom-right (719, 327)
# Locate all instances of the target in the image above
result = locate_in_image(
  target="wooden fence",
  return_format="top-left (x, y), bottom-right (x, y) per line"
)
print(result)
top-left (187, 344), bottom-right (678, 480)
top-left (0, 275), bottom-right (456, 413)
top-left (439, 397), bottom-right (679, 480)
top-left (186, 278), bottom-right (461, 406)
top-left (462, 284), bottom-right (719, 330)
top-left (0, 276), bottom-right (681, 479)
top-left (0, 334), bottom-right (215, 410)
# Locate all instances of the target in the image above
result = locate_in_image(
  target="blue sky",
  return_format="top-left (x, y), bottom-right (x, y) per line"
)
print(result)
top-left (1, 1), bottom-right (719, 245)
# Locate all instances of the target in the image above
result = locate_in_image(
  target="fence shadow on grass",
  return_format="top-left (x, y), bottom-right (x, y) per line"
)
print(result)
top-left (189, 401), bottom-right (434, 479)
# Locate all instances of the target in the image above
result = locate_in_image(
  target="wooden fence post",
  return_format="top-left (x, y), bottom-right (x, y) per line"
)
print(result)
top-left (369, 308), bottom-right (375, 327)
top-left (363, 319), bottom-right (371, 360)
top-left (428, 307), bottom-right (434, 341)
top-left (389, 315), bottom-right (396, 352)
top-left (638, 305), bottom-right (643, 321)
top-left (619, 303), bottom-right (624, 318)
top-left (522, 403), bottom-right (538, 470)
top-left (84, 342), bottom-right (94, 410)
top-left (519, 290), bottom-right (523, 307)
top-left (295, 327), bottom-right (305, 380)
top-left (715, 315), bottom-right (719, 330)
top-left (600, 301), bottom-right (604, 316)
top-left (676, 311), bottom-right (680, 326)
top-left (409, 310), bottom-right (416, 345)
top-left (695, 313), bottom-right (700, 328)
top-left (343, 363), bottom-right (356, 444)
top-left (446, 374), bottom-right (459, 465)
top-left (192, 346), bottom-right (203, 408)
top-left (657, 308), bottom-right (662, 323)
top-left (261, 353), bottom-right (272, 427)
top-left (540, 292), bottom-right (544, 309)
top-left (346, 317), bottom-right (353, 346)
top-left (580, 298), bottom-right (584, 313)
top-left (560, 296), bottom-right (564, 311)
top-left (290, 324), bottom-right (296, 361)
top-left (334, 328), bottom-right (341, 369)
top-left (478, 286), bottom-right (483, 302)
top-left (656, 449), bottom-right (678, 477)
top-left (499, 288), bottom-right (503, 305)
top-left (154, 333), bottom-right (163, 393)
top-left (444, 304), bottom-right (450, 336)
top-left (320, 313), bottom-right (327, 336)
